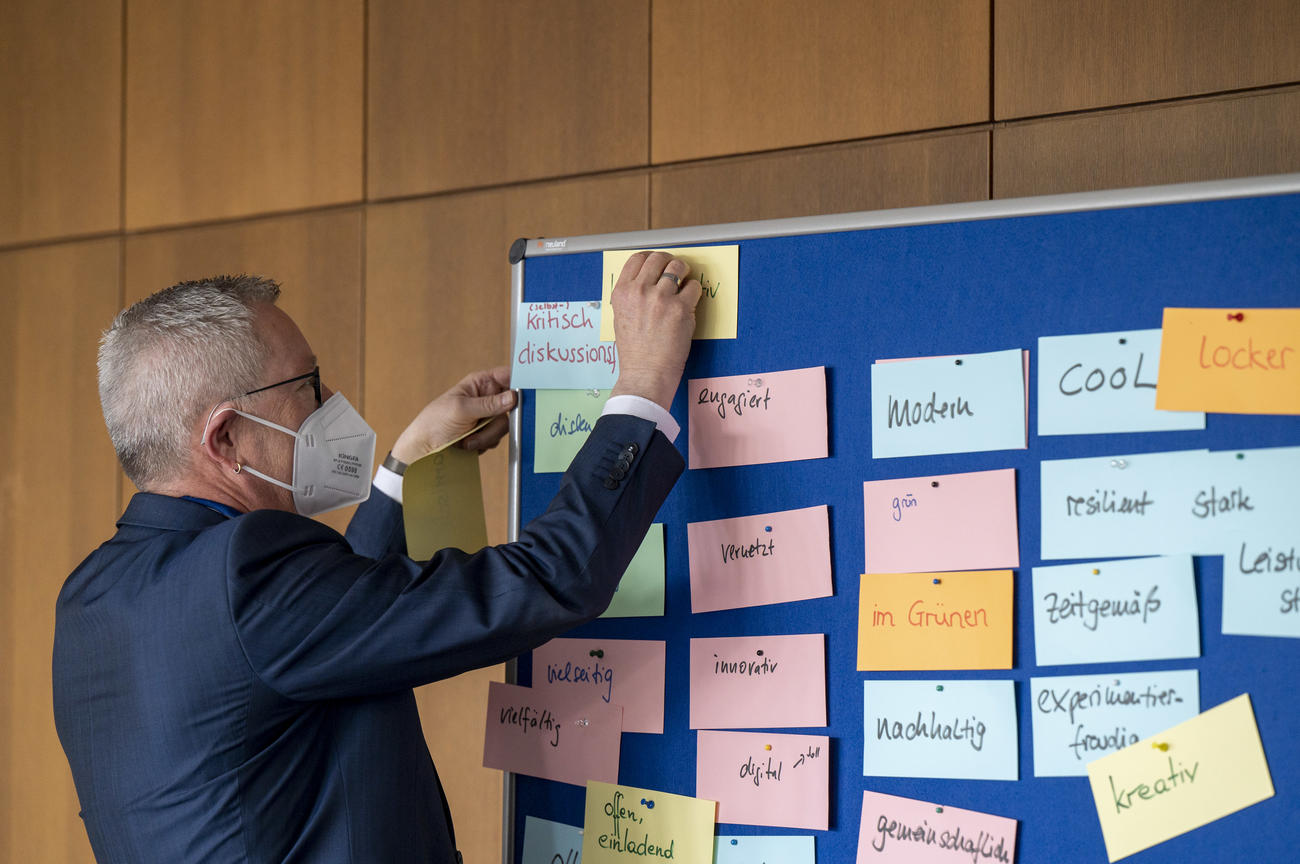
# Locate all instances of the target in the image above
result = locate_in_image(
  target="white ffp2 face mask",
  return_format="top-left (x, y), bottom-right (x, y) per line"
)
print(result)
top-left (219, 393), bottom-right (376, 516)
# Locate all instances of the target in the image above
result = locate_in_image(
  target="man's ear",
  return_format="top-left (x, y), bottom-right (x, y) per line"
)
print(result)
top-left (200, 406), bottom-right (241, 473)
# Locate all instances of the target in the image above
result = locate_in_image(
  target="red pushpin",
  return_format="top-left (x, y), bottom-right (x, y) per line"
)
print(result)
top-left (1227, 312), bottom-right (1245, 321)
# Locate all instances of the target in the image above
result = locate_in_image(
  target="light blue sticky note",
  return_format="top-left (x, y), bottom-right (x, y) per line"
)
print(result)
top-left (863, 680), bottom-right (1018, 781)
top-left (521, 815), bottom-right (583, 864)
top-left (1030, 670), bottom-right (1200, 776)
top-left (1031, 555), bottom-right (1200, 665)
top-left (1039, 449), bottom-right (1208, 559)
top-left (512, 301), bottom-right (619, 390)
top-left (713, 835), bottom-right (815, 864)
top-left (1222, 528), bottom-right (1300, 638)
top-left (1165, 446), bottom-right (1300, 555)
top-left (534, 389), bottom-right (612, 472)
top-left (1037, 329), bottom-right (1205, 435)
top-left (870, 348), bottom-right (1026, 459)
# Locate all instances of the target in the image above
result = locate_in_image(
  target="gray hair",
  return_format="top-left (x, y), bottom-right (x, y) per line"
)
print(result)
top-left (98, 275), bottom-right (282, 488)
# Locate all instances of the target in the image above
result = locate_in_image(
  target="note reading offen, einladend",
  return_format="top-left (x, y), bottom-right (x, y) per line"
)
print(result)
top-left (582, 781), bottom-right (717, 864)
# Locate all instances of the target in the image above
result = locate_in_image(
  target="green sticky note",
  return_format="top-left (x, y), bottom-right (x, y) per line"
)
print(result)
top-left (533, 388), bottom-right (611, 473)
top-left (601, 524), bottom-right (664, 618)
top-left (403, 445), bottom-right (488, 558)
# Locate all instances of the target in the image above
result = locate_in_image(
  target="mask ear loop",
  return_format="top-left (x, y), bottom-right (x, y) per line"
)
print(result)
top-left (201, 403), bottom-right (298, 491)
top-left (200, 402), bottom-right (231, 447)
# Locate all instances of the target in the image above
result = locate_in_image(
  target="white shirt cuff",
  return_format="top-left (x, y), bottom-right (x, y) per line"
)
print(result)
top-left (602, 394), bottom-right (680, 443)
top-left (372, 464), bottom-right (404, 505)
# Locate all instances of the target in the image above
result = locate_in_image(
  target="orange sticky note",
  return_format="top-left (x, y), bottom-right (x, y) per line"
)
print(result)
top-left (857, 571), bottom-right (1013, 671)
top-left (1156, 308), bottom-right (1300, 414)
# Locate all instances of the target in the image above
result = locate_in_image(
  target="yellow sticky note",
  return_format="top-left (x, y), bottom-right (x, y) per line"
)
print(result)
top-left (601, 246), bottom-right (740, 341)
top-left (1086, 693), bottom-right (1274, 862)
top-left (403, 445), bottom-right (488, 558)
top-left (857, 571), bottom-right (1013, 671)
top-left (582, 781), bottom-right (716, 864)
top-left (1156, 307), bottom-right (1300, 414)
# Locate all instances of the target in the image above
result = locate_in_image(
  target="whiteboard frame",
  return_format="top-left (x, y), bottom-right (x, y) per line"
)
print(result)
top-left (500, 172), bottom-right (1300, 864)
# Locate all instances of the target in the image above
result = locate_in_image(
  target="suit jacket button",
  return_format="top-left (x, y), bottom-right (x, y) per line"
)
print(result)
top-left (615, 456), bottom-right (632, 472)
top-left (603, 476), bottom-right (619, 490)
top-left (609, 465), bottom-right (627, 481)
top-left (623, 442), bottom-right (639, 455)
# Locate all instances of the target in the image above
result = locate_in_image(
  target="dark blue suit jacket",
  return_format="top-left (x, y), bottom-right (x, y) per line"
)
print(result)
top-left (53, 414), bottom-right (681, 863)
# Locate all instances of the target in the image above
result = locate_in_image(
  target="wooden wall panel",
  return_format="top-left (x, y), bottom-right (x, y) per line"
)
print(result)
top-left (651, 131), bottom-right (989, 229)
top-left (993, 89), bottom-right (1300, 199)
top-left (368, 0), bottom-right (649, 199)
top-left (122, 210), bottom-right (364, 534)
top-left (0, 0), bottom-right (121, 246)
top-left (0, 239), bottom-right (120, 864)
top-left (125, 0), bottom-right (363, 230)
top-left (995, 0), bottom-right (1300, 120)
top-left (651, 0), bottom-right (990, 164)
top-left (365, 172), bottom-right (649, 863)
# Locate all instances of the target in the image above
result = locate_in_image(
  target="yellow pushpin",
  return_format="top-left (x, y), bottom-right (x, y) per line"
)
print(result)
top-left (764, 744), bottom-right (772, 751)
top-left (1151, 741), bottom-right (1169, 752)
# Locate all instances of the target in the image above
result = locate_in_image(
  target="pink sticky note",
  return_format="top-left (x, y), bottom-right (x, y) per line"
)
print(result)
top-left (687, 505), bottom-right (832, 613)
top-left (856, 789), bottom-right (1018, 863)
top-left (696, 730), bottom-right (829, 830)
top-left (531, 638), bottom-right (666, 734)
top-left (689, 634), bottom-right (826, 729)
top-left (688, 366), bottom-right (828, 469)
top-left (863, 468), bottom-right (1019, 574)
top-left (482, 681), bottom-right (621, 787)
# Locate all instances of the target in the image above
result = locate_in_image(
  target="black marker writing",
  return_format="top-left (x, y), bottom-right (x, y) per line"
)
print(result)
top-left (696, 385), bottom-right (771, 420)
top-left (498, 705), bottom-right (560, 747)
top-left (875, 711), bottom-right (987, 752)
top-left (1035, 682), bottom-right (1184, 725)
top-left (1065, 489), bottom-right (1154, 517)
top-left (547, 659), bottom-right (614, 703)
top-left (1042, 585), bottom-right (1161, 631)
top-left (873, 816), bottom-right (1012, 863)
top-left (1191, 485), bottom-right (1253, 518)
top-left (887, 392), bottom-right (973, 429)
top-left (720, 536), bottom-right (775, 564)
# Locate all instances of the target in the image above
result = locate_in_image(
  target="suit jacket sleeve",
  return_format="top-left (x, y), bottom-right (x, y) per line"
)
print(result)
top-left (343, 480), bottom-right (407, 559)
top-left (226, 414), bottom-right (681, 701)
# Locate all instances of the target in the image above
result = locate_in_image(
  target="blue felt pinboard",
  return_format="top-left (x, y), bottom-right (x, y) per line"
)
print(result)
top-left (507, 178), bottom-right (1300, 863)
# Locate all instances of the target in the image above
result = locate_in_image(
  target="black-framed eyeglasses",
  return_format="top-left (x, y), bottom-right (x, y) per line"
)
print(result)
top-left (241, 366), bottom-right (321, 407)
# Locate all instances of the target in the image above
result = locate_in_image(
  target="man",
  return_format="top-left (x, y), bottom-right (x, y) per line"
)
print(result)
top-left (53, 252), bottom-right (700, 863)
